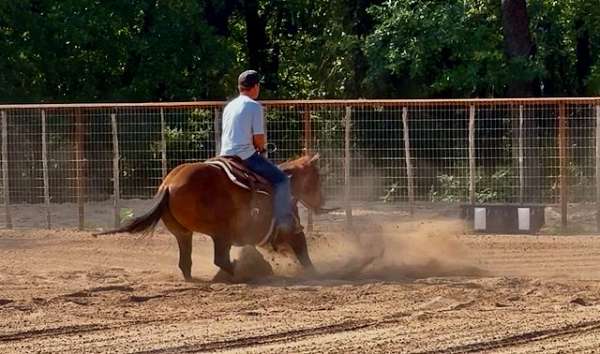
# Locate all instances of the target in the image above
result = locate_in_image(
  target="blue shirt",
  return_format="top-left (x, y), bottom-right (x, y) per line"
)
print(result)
top-left (219, 95), bottom-right (265, 160)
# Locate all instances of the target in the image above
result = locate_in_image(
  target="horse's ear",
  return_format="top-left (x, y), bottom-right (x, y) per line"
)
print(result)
top-left (309, 153), bottom-right (320, 165)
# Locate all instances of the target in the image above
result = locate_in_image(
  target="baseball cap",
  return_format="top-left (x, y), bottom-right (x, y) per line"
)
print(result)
top-left (238, 70), bottom-right (261, 88)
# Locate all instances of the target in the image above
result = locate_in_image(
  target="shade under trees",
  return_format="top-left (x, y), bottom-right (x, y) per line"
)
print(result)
top-left (0, 0), bottom-right (598, 103)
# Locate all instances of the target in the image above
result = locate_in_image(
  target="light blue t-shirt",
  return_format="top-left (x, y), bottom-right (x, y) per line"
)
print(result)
top-left (219, 95), bottom-right (265, 160)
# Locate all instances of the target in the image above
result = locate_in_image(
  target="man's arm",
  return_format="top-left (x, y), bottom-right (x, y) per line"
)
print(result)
top-left (253, 134), bottom-right (266, 153)
top-left (251, 103), bottom-right (266, 153)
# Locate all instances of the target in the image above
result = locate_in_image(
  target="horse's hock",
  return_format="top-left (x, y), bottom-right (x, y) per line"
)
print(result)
top-left (461, 204), bottom-right (545, 234)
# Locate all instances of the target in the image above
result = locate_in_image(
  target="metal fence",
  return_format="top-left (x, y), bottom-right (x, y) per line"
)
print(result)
top-left (0, 98), bottom-right (599, 232)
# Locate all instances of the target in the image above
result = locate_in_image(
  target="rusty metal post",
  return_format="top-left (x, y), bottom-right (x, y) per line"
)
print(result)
top-left (214, 108), bottom-right (222, 157)
top-left (303, 108), bottom-right (313, 233)
top-left (468, 105), bottom-right (476, 204)
top-left (74, 109), bottom-right (86, 230)
top-left (111, 112), bottom-right (121, 229)
top-left (160, 108), bottom-right (167, 178)
top-left (518, 105), bottom-right (524, 204)
top-left (41, 110), bottom-right (51, 229)
top-left (344, 106), bottom-right (353, 227)
top-left (596, 105), bottom-right (600, 233)
top-left (1, 111), bottom-right (11, 229)
top-left (402, 107), bottom-right (414, 215)
top-left (558, 103), bottom-right (568, 233)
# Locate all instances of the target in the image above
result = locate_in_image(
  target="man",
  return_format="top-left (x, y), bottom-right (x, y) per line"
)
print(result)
top-left (220, 70), bottom-right (296, 235)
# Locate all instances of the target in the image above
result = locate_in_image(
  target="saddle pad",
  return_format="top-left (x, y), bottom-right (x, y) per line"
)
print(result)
top-left (205, 156), bottom-right (272, 196)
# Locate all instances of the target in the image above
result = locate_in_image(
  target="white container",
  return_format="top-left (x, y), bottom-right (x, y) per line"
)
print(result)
top-left (474, 207), bottom-right (487, 231)
top-left (518, 207), bottom-right (530, 231)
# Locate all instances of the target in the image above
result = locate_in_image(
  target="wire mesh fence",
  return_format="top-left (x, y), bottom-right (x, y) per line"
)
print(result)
top-left (0, 98), bottom-right (598, 232)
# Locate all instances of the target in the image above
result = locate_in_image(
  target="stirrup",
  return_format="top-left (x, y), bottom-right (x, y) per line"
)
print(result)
top-left (275, 223), bottom-right (293, 236)
top-left (275, 220), bottom-right (303, 237)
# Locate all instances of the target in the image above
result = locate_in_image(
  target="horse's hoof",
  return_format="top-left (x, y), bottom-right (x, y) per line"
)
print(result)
top-left (184, 276), bottom-right (205, 283)
top-left (234, 247), bottom-right (274, 281)
top-left (212, 266), bottom-right (235, 283)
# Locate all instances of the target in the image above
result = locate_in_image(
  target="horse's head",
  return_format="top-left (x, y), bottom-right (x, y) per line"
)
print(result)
top-left (280, 153), bottom-right (324, 212)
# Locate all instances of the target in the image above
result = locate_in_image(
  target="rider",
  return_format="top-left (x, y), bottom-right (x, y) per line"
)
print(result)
top-left (219, 70), bottom-right (296, 235)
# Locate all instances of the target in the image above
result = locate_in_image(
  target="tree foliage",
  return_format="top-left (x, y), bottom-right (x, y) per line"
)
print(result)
top-left (0, 0), bottom-right (598, 103)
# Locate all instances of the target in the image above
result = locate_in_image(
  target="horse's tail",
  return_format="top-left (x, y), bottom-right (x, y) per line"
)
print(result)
top-left (94, 187), bottom-right (169, 236)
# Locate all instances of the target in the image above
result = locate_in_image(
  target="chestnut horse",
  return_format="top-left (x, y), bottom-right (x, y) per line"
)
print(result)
top-left (97, 153), bottom-right (324, 281)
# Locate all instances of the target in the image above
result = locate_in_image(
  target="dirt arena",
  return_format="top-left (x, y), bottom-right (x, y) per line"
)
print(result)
top-left (1, 205), bottom-right (600, 353)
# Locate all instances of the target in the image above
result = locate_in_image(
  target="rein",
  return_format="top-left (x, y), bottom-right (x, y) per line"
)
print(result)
top-left (300, 200), bottom-right (339, 214)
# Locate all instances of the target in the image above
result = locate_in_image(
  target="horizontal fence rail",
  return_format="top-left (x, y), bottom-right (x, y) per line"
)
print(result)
top-left (0, 98), bottom-right (599, 232)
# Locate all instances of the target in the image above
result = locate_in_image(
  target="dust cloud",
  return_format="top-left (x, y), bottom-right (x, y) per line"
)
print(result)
top-left (311, 217), bottom-right (486, 281)
top-left (231, 216), bottom-right (486, 283)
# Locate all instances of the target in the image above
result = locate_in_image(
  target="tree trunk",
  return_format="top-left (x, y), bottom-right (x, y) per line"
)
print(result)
top-left (575, 18), bottom-right (591, 95)
top-left (121, 1), bottom-right (157, 89)
top-left (341, 0), bottom-right (382, 98)
top-left (203, 0), bottom-right (239, 36)
top-left (501, 0), bottom-right (535, 97)
top-left (501, 0), bottom-right (542, 203)
top-left (242, 0), bottom-right (279, 93)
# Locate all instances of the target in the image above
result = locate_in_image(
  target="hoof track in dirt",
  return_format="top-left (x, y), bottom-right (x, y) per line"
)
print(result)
top-left (415, 319), bottom-right (600, 354)
top-left (0, 324), bottom-right (111, 342)
top-left (134, 318), bottom-right (400, 354)
top-left (63, 284), bottom-right (134, 298)
top-left (2, 221), bottom-right (600, 353)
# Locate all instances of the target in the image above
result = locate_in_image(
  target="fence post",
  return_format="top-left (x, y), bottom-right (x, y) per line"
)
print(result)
top-left (518, 105), bottom-right (524, 204)
top-left (262, 106), bottom-right (268, 159)
top-left (344, 106), bottom-right (353, 227)
top-left (1, 111), bottom-right (11, 229)
top-left (303, 108), bottom-right (313, 233)
top-left (402, 106), bottom-right (414, 215)
top-left (41, 110), bottom-right (51, 229)
top-left (468, 105), bottom-right (476, 204)
top-left (596, 105), bottom-right (600, 233)
top-left (214, 108), bottom-right (221, 157)
top-left (160, 108), bottom-right (167, 178)
top-left (111, 112), bottom-right (120, 229)
top-left (558, 103), bottom-right (568, 233)
top-left (74, 109), bottom-right (86, 230)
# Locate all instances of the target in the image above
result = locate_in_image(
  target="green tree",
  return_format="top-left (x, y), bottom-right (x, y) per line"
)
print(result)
top-left (364, 0), bottom-right (507, 98)
top-left (364, 0), bottom-right (599, 98)
top-left (0, 0), bottom-right (236, 102)
top-left (1, 0), bottom-right (599, 101)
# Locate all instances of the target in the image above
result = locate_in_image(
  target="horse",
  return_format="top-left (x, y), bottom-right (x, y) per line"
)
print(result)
top-left (96, 153), bottom-right (325, 281)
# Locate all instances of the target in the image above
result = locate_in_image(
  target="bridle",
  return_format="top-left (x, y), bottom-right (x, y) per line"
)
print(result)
top-left (286, 153), bottom-right (339, 215)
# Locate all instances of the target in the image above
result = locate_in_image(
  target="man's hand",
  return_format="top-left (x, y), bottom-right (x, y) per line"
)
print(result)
top-left (253, 134), bottom-right (266, 153)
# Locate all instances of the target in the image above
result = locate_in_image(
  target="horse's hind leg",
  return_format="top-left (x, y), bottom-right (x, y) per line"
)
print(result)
top-left (212, 237), bottom-right (234, 277)
top-left (162, 209), bottom-right (194, 281)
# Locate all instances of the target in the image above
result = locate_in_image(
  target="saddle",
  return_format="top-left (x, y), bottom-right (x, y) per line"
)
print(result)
top-left (205, 155), bottom-right (302, 248)
top-left (205, 156), bottom-right (277, 247)
top-left (205, 156), bottom-right (273, 195)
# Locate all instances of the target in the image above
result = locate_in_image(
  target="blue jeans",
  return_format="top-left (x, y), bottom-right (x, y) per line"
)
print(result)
top-left (243, 152), bottom-right (293, 226)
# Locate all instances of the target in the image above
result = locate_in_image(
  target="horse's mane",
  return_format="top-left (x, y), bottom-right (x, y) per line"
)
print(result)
top-left (279, 155), bottom-right (315, 173)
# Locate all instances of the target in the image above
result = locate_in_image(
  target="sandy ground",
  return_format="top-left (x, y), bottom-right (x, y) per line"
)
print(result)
top-left (2, 209), bottom-right (600, 353)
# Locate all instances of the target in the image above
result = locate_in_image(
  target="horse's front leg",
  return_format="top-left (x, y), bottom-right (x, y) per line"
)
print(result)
top-left (288, 231), bottom-right (316, 274)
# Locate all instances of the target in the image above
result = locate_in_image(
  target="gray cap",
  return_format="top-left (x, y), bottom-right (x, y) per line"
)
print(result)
top-left (238, 70), bottom-right (260, 88)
